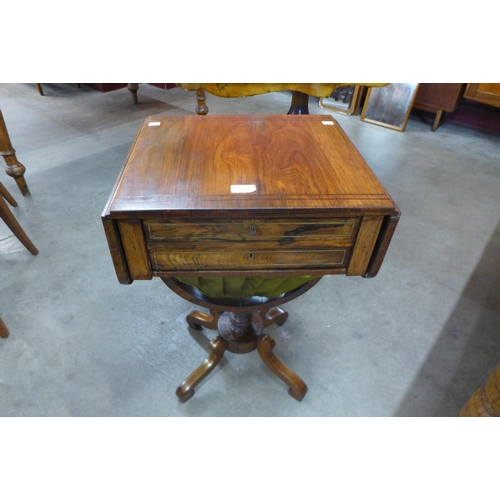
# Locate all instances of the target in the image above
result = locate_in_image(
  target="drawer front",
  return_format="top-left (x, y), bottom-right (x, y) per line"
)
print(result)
top-left (151, 247), bottom-right (348, 271)
top-left (145, 218), bottom-right (359, 242)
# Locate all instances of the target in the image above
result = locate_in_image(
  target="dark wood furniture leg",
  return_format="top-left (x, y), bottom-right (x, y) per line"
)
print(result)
top-left (431, 110), bottom-right (445, 132)
top-left (195, 89), bottom-right (209, 115)
top-left (0, 317), bottom-right (9, 339)
top-left (262, 307), bottom-right (288, 327)
top-left (176, 336), bottom-right (227, 402)
top-left (35, 83), bottom-right (44, 96)
top-left (127, 83), bottom-right (139, 104)
top-left (258, 334), bottom-right (307, 401)
top-left (287, 91), bottom-right (310, 115)
top-left (0, 110), bottom-right (30, 196)
top-left (187, 308), bottom-right (221, 330)
top-left (0, 182), bottom-right (39, 255)
top-left (193, 89), bottom-right (309, 116)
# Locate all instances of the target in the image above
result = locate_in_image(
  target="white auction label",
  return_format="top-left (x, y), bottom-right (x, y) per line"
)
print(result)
top-left (148, 122), bottom-right (161, 126)
top-left (230, 184), bottom-right (257, 193)
top-left (322, 121), bottom-right (335, 125)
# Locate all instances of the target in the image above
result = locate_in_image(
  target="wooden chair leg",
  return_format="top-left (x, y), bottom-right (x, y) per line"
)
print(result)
top-left (127, 83), bottom-right (139, 104)
top-left (0, 110), bottom-right (30, 196)
top-left (35, 83), bottom-right (44, 96)
top-left (431, 110), bottom-right (445, 132)
top-left (0, 182), bottom-right (17, 206)
top-left (0, 183), bottom-right (38, 255)
top-left (0, 317), bottom-right (9, 339)
top-left (195, 89), bottom-right (209, 115)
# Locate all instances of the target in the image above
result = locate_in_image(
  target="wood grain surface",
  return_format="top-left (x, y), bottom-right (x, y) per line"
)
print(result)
top-left (103, 115), bottom-right (400, 281)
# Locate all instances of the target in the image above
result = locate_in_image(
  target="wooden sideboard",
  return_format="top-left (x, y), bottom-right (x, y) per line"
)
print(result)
top-left (464, 83), bottom-right (500, 107)
top-left (412, 83), bottom-right (466, 131)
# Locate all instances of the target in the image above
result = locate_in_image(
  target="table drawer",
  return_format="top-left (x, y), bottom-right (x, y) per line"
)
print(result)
top-left (151, 247), bottom-right (349, 271)
top-left (145, 218), bottom-right (359, 242)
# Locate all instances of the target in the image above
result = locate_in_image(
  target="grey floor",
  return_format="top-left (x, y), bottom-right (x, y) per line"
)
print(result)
top-left (1, 83), bottom-right (499, 417)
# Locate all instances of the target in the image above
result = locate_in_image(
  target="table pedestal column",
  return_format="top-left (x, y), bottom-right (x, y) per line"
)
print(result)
top-left (176, 307), bottom-right (307, 402)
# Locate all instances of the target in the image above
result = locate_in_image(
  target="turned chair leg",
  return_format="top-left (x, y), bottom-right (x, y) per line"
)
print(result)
top-left (0, 110), bottom-right (30, 196)
top-left (195, 89), bottom-right (209, 115)
top-left (0, 182), bottom-right (38, 255)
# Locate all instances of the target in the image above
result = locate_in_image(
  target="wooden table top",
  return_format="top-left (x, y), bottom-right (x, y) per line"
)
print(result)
top-left (103, 114), bottom-right (397, 219)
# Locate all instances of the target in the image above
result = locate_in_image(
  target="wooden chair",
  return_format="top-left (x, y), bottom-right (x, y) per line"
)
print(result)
top-left (0, 182), bottom-right (38, 255)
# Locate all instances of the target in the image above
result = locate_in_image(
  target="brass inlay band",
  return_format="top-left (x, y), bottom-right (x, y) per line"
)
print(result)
top-left (153, 249), bottom-right (346, 269)
top-left (147, 221), bottom-right (356, 239)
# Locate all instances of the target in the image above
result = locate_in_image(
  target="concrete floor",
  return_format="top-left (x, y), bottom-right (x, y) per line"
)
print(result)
top-left (1, 83), bottom-right (499, 417)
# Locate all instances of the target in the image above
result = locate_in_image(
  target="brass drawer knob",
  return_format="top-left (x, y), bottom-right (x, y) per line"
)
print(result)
top-left (249, 224), bottom-right (256, 236)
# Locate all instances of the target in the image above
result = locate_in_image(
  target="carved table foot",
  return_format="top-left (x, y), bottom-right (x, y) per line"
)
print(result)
top-left (176, 336), bottom-right (227, 402)
top-left (187, 308), bottom-right (221, 330)
top-left (263, 307), bottom-right (289, 327)
top-left (257, 334), bottom-right (307, 401)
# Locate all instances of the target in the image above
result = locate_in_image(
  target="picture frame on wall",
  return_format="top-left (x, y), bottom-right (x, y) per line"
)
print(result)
top-left (361, 83), bottom-right (420, 131)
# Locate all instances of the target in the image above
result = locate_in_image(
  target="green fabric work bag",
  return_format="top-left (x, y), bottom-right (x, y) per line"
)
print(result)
top-left (176, 275), bottom-right (319, 299)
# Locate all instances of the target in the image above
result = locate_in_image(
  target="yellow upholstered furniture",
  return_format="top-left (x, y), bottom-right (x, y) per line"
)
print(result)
top-left (177, 83), bottom-right (387, 115)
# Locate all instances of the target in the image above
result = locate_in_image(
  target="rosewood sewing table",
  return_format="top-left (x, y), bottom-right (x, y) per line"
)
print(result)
top-left (102, 114), bottom-right (400, 401)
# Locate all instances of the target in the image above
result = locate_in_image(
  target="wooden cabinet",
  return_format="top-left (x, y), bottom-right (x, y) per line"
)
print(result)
top-left (464, 83), bottom-right (500, 107)
top-left (412, 83), bottom-right (466, 131)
